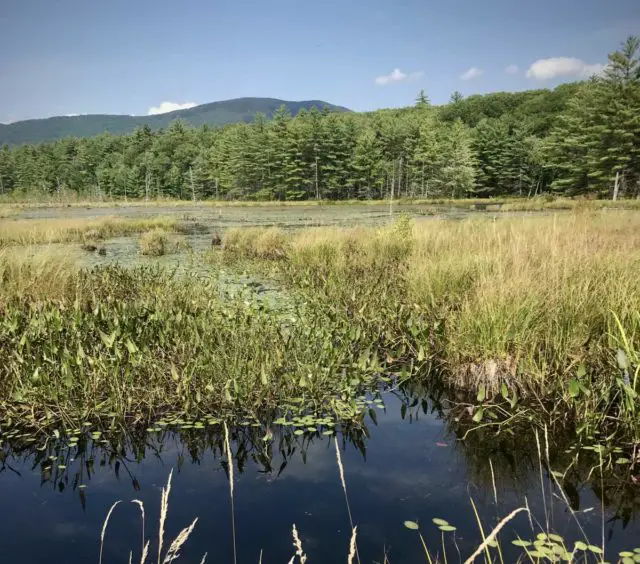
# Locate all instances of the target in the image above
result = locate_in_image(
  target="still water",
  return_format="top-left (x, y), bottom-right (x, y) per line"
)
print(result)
top-left (1, 390), bottom-right (638, 563)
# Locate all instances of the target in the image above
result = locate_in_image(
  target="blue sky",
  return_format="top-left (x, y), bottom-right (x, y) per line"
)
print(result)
top-left (1, 0), bottom-right (639, 123)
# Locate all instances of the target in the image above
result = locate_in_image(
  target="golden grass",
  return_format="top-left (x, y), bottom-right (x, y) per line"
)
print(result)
top-left (222, 211), bottom-right (640, 394)
top-left (138, 228), bottom-right (189, 256)
top-left (0, 207), bottom-right (17, 218)
top-left (0, 215), bottom-right (178, 247)
top-left (139, 228), bottom-right (168, 256)
top-left (0, 247), bottom-right (77, 304)
top-left (409, 212), bottom-right (640, 389)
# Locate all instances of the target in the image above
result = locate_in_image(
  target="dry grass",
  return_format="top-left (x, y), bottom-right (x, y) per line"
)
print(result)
top-left (139, 228), bottom-right (168, 256)
top-left (138, 228), bottom-right (189, 256)
top-left (223, 227), bottom-right (288, 259)
top-left (0, 215), bottom-right (178, 247)
top-left (0, 247), bottom-right (77, 305)
top-left (0, 207), bottom-right (17, 218)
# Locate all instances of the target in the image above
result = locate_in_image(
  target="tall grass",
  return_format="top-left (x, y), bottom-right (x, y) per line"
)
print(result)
top-left (220, 211), bottom-right (640, 443)
top-left (3, 194), bottom-right (640, 211)
top-left (138, 228), bottom-right (189, 256)
top-left (0, 215), bottom-right (179, 247)
top-left (409, 212), bottom-right (640, 389)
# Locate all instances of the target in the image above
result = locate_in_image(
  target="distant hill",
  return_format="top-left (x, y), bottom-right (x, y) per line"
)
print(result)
top-left (0, 98), bottom-right (350, 145)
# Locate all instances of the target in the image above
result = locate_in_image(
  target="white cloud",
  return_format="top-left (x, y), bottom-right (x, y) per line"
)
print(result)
top-left (526, 57), bottom-right (606, 80)
top-left (147, 101), bottom-right (197, 115)
top-left (374, 68), bottom-right (424, 86)
top-left (460, 67), bottom-right (483, 81)
top-left (505, 64), bottom-right (519, 75)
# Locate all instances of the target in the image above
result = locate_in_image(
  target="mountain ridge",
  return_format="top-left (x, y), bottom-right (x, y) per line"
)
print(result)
top-left (0, 97), bottom-right (350, 145)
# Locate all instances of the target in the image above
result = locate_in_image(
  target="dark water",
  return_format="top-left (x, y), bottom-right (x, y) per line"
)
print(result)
top-left (1, 391), bottom-right (639, 563)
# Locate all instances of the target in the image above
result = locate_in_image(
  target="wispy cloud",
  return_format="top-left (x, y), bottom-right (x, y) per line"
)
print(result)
top-left (374, 68), bottom-right (424, 86)
top-left (526, 57), bottom-right (606, 80)
top-left (147, 101), bottom-right (198, 115)
top-left (505, 64), bottom-right (519, 75)
top-left (460, 67), bottom-right (483, 81)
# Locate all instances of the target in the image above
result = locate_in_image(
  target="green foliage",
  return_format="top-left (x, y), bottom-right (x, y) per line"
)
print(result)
top-left (547, 36), bottom-right (640, 197)
top-left (4, 38), bottom-right (639, 203)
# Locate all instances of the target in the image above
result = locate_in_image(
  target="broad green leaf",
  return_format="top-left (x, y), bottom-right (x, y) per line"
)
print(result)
top-left (404, 521), bottom-right (419, 530)
top-left (568, 379), bottom-right (580, 398)
top-left (511, 540), bottom-right (532, 548)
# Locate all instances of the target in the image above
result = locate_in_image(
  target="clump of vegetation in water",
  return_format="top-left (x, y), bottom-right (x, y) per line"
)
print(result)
top-left (0, 215), bottom-right (179, 248)
top-left (138, 228), bottom-right (190, 256)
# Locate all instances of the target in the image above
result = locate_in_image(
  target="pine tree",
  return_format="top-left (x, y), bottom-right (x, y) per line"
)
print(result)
top-left (436, 119), bottom-right (476, 198)
top-left (415, 90), bottom-right (430, 108)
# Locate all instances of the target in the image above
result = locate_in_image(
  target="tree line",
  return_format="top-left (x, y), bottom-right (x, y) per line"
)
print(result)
top-left (1, 37), bottom-right (638, 201)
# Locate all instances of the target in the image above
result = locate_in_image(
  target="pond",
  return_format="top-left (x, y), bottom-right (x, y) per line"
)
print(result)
top-left (1, 388), bottom-right (638, 563)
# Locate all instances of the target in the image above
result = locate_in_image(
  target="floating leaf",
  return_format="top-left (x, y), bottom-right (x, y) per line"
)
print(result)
top-left (404, 521), bottom-right (419, 530)
top-left (512, 540), bottom-right (532, 548)
top-left (439, 525), bottom-right (456, 532)
top-left (432, 518), bottom-right (449, 527)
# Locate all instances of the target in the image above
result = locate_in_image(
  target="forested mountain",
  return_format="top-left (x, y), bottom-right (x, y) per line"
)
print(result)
top-left (0, 98), bottom-right (350, 146)
top-left (1, 38), bottom-right (638, 201)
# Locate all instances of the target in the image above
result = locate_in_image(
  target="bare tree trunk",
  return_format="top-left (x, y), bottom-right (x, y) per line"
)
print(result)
top-left (190, 167), bottom-right (196, 202)
top-left (613, 171), bottom-right (620, 201)
top-left (315, 157), bottom-right (319, 200)
top-left (389, 162), bottom-right (395, 217)
top-left (145, 170), bottom-right (151, 202)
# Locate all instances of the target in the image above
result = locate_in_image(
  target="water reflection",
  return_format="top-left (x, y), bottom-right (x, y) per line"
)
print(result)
top-left (1, 384), bottom-right (639, 562)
